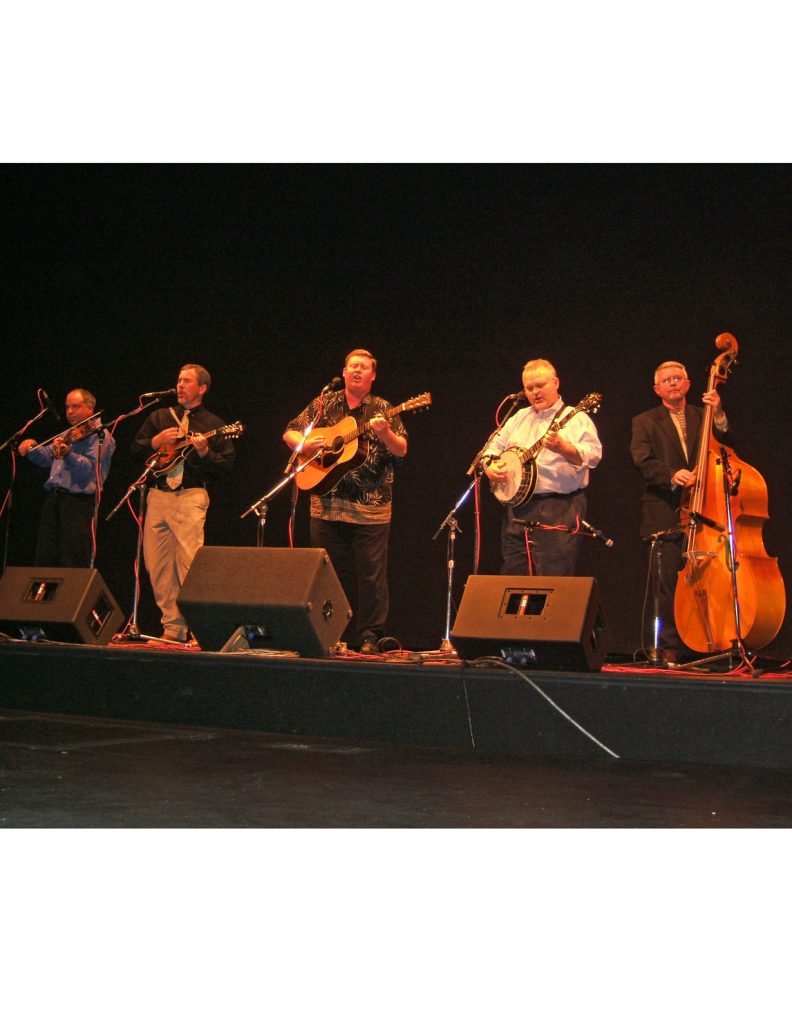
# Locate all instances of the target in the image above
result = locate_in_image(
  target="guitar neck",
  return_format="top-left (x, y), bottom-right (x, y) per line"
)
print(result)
top-left (339, 404), bottom-right (403, 446)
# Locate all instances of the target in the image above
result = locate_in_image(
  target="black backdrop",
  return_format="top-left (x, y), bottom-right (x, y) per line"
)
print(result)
top-left (3, 164), bottom-right (790, 655)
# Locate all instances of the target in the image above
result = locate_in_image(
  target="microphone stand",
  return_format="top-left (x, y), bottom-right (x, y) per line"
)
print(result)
top-left (0, 404), bottom-right (50, 572)
top-left (431, 395), bottom-right (524, 653)
top-left (511, 516), bottom-right (615, 575)
top-left (241, 447), bottom-right (327, 545)
top-left (432, 500), bottom-right (470, 654)
top-left (106, 464), bottom-right (160, 642)
top-left (103, 395), bottom-right (176, 643)
top-left (641, 526), bottom-right (684, 668)
top-left (61, 420), bottom-right (111, 572)
top-left (680, 447), bottom-right (754, 675)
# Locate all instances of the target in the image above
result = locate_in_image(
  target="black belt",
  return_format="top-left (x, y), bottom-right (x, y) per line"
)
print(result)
top-left (49, 488), bottom-right (92, 499)
top-left (152, 481), bottom-right (206, 492)
top-left (531, 488), bottom-right (584, 499)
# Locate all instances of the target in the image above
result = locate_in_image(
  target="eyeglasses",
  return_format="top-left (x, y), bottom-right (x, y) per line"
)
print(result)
top-left (658, 375), bottom-right (686, 386)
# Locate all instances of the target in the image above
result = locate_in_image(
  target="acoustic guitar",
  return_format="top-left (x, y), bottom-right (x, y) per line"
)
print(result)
top-left (294, 394), bottom-right (431, 494)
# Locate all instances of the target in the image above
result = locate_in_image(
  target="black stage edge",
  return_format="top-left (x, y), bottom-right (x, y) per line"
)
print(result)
top-left (2, 642), bottom-right (792, 772)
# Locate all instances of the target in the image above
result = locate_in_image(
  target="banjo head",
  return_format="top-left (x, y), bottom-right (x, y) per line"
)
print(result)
top-left (490, 446), bottom-right (538, 507)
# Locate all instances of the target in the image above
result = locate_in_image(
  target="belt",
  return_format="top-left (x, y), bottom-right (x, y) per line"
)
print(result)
top-left (153, 482), bottom-right (206, 492)
top-left (531, 488), bottom-right (584, 499)
top-left (50, 487), bottom-right (92, 499)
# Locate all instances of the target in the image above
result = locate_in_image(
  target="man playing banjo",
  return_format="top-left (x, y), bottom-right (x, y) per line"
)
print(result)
top-left (482, 358), bottom-right (603, 575)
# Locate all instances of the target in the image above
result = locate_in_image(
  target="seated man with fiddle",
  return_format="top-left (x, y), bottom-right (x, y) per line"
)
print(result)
top-left (18, 388), bottom-right (115, 567)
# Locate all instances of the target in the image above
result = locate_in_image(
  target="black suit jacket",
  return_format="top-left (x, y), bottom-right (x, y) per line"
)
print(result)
top-left (630, 403), bottom-right (726, 538)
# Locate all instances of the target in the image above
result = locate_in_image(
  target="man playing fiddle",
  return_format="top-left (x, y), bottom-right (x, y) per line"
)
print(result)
top-left (18, 388), bottom-right (115, 567)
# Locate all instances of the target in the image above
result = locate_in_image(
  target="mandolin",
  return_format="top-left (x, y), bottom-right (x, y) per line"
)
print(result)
top-left (146, 421), bottom-right (245, 476)
top-left (294, 394), bottom-right (431, 494)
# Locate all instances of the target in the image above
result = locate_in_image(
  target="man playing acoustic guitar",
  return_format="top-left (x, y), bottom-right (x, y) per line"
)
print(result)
top-left (284, 349), bottom-right (408, 655)
top-left (482, 358), bottom-right (602, 576)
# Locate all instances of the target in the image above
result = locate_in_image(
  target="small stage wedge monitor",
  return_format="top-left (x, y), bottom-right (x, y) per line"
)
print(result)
top-left (450, 575), bottom-right (609, 671)
top-left (0, 566), bottom-right (125, 645)
top-left (177, 546), bottom-right (352, 657)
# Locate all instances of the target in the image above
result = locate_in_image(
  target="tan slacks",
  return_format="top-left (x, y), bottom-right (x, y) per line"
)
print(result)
top-left (143, 487), bottom-right (209, 640)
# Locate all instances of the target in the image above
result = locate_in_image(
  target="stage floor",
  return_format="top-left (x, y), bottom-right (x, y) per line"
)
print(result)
top-left (4, 707), bottom-right (792, 827)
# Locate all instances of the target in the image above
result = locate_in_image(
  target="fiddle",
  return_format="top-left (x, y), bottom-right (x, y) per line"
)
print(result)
top-left (24, 412), bottom-right (104, 455)
top-left (61, 420), bottom-right (98, 444)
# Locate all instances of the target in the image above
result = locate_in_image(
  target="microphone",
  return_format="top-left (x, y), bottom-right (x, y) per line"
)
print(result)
top-left (321, 377), bottom-right (344, 394)
top-left (140, 388), bottom-right (177, 399)
top-left (580, 518), bottom-right (614, 548)
top-left (41, 389), bottom-right (61, 421)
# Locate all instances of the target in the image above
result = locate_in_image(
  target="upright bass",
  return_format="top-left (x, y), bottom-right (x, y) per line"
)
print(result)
top-left (674, 333), bottom-right (786, 653)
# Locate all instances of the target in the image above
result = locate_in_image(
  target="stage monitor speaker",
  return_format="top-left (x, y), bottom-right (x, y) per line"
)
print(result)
top-left (177, 546), bottom-right (352, 657)
top-left (0, 566), bottom-right (125, 645)
top-left (450, 575), bottom-right (609, 671)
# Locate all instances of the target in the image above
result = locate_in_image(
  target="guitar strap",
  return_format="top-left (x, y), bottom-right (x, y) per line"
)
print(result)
top-left (168, 407), bottom-right (189, 433)
top-left (165, 407), bottom-right (190, 490)
top-left (537, 407), bottom-right (562, 447)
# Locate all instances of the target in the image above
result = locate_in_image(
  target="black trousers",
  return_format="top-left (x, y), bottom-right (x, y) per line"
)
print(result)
top-left (310, 518), bottom-right (390, 645)
top-left (501, 490), bottom-right (587, 576)
top-left (34, 490), bottom-right (96, 567)
top-left (647, 533), bottom-right (685, 656)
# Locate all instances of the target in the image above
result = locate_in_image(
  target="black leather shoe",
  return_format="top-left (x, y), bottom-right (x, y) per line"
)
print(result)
top-left (359, 637), bottom-right (379, 656)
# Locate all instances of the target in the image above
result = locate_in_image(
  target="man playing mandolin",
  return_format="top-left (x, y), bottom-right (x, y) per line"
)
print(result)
top-left (482, 358), bottom-right (602, 575)
top-left (130, 364), bottom-right (237, 643)
top-left (284, 349), bottom-right (408, 655)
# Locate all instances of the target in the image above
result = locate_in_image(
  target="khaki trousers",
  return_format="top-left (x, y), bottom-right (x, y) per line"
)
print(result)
top-left (143, 487), bottom-right (209, 640)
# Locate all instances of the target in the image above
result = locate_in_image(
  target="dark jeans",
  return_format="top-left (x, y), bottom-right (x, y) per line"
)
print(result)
top-left (310, 518), bottom-right (390, 645)
top-left (501, 490), bottom-right (587, 576)
top-left (35, 489), bottom-right (96, 567)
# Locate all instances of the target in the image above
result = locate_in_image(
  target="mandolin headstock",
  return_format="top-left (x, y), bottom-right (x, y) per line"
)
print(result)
top-left (221, 421), bottom-right (246, 439)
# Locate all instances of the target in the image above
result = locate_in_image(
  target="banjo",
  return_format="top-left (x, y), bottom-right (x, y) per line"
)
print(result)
top-left (488, 393), bottom-right (602, 507)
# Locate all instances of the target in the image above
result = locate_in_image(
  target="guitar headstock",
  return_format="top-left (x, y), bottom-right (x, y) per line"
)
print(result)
top-left (401, 393), bottom-right (432, 413)
top-left (576, 393), bottom-right (602, 415)
top-left (221, 421), bottom-right (246, 439)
